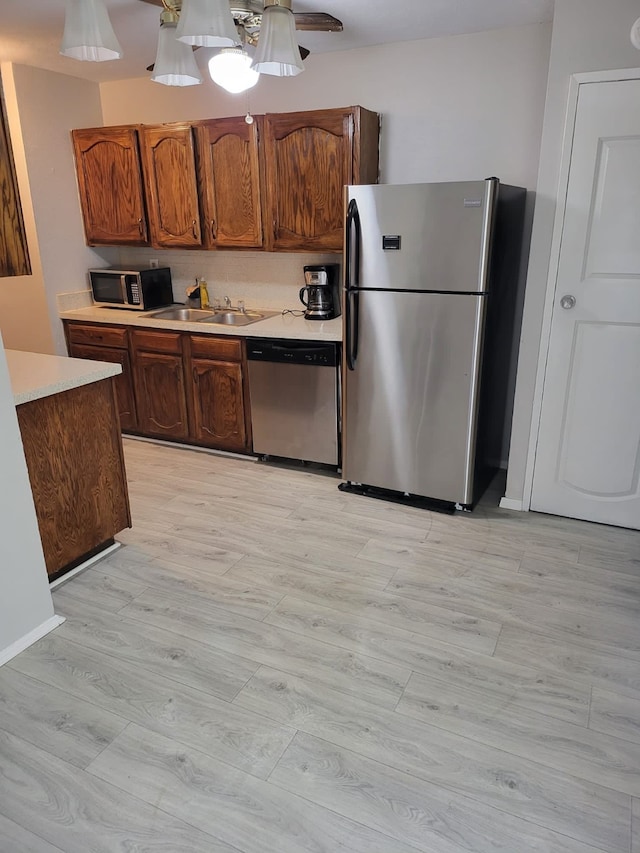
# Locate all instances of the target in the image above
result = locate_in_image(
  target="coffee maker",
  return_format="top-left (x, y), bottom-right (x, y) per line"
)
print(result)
top-left (299, 264), bottom-right (341, 320)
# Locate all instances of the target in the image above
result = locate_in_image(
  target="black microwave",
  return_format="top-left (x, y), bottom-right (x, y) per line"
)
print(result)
top-left (89, 266), bottom-right (173, 311)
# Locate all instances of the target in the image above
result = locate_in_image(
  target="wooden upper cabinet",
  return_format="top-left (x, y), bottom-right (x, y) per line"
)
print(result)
top-left (263, 106), bottom-right (380, 252)
top-left (139, 123), bottom-right (202, 248)
top-left (72, 126), bottom-right (148, 246)
top-left (195, 117), bottom-right (264, 249)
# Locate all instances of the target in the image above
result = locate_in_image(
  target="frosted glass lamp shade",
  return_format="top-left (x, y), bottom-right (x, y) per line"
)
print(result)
top-left (252, 4), bottom-right (304, 77)
top-left (631, 17), bottom-right (640, 49)
top-left (176, 0), bottom-right (239, 47)
top-left (60, 0), bottom-right (122, 62)
top-left (208, 48), bottom-right (259, 93)
top-left (151, 22), bottom-right (203, 86)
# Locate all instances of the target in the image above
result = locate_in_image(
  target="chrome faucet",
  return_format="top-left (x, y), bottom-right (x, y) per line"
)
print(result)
top-left (224, 295), bottom-right (232, 308)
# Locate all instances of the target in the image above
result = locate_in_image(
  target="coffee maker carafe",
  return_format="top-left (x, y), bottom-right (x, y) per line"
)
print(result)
top-left (299, 264), bottom-right (341, 321)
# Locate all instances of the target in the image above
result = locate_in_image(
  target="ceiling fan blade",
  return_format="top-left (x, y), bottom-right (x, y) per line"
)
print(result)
top-left (138, 0), bottom-right (165, 6)
top-left (299, 45), bottom-right (310, 60)
top-left (293, 13), bottom-right (343, 32)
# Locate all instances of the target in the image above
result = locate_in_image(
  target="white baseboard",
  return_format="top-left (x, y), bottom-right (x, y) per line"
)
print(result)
top-left (0, 614), bottom-right (65, 668)
top-left (49, 541), bottom-right (121, 590)
top-left (499, 496), bottom-right (525, 511)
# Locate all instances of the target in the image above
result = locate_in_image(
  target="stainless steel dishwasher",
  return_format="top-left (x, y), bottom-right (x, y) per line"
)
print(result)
top-left (247, 338), bottom-right (340, 466)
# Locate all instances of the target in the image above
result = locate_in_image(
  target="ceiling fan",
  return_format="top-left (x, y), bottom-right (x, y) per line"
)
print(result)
top-left (139, 0), bottom-right (342, 63)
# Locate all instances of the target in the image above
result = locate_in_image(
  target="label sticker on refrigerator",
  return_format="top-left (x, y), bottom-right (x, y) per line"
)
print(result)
top-left (382, 235), bottom-right (401, 250)
top-left (463, 199), bottom-right (482, 208)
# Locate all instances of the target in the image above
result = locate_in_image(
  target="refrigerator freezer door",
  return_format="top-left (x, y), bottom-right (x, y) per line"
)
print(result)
top-left (346, 180), bottom-right (497, 294)
top-left (343, 290), bottom-right (486, 504)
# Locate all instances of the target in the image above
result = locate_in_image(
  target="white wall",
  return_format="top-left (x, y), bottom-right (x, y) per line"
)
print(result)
top-left (0, 335), bottom-right (56, 660)
top-left (99, 22), bottom-right (550, 330)
top-left (505, 0), bottom-right (640, 505)
top-left (9, 65), bottom-right (116, 356)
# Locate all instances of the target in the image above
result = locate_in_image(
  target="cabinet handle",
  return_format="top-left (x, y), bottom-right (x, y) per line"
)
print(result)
top-left (273, 219), bottom-right (278, 241)
top-left (210, 219), bottom-right (216, 240)
top-left (137, 218), bottom-right (144, 236)
top-left (192, 219), bottom-right (198, 239)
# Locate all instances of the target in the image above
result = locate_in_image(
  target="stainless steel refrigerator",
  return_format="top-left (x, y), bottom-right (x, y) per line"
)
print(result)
top-left (341, 178), bottom-right (526, 508)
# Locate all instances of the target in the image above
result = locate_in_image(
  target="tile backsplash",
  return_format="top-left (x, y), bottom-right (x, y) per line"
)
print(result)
top-left (113, 248), bottom-right (341, 311)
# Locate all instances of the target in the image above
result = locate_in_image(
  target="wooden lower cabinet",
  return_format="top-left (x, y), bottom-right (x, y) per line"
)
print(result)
top-left (191, 358), bottom-right (247, 451)
top-left (65, 321), bottom-right (252, 453)
top-left (16, 378), bottom-right (131, 579)
top-left (66, 343), bottom-right (137, 431)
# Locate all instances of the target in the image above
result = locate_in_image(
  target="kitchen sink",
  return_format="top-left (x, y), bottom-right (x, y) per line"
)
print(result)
top-left (148, 307), bottom-right (278, 326)
top-left (148, 307), bottom-right (216, 321)
top-left (198, 310), bottom-right (276, 326)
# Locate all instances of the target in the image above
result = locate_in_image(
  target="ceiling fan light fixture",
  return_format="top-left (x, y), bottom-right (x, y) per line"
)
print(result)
top-left (251, 0), bottom-right (304, 77)
top-left (176, 0), bottom-right (239, 47)
top-left (151, 21), bottom-right (203, 86)
top-left (208, 47), bottom-right (259, 93)
top-left (60, 0), bottom-right (122, 62)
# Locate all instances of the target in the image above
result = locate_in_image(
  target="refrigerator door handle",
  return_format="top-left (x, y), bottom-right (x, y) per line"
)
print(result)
top-left (345, 198), bottom-right (361, 371)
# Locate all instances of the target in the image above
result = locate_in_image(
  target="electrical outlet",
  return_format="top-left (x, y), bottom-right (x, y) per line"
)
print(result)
top-left (149, 258), bottom-right (159, 268)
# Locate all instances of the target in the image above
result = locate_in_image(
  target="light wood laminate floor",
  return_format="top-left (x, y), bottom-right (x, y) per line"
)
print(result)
top-left (2, 438), bottom-right (640, 852)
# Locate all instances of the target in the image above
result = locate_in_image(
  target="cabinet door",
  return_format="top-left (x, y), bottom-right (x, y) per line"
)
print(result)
top-left (139, 124), bottom-right (202, 248)
top-left (72, 127), bottom-right (148, 246)
top-left (191, 358), bottom-right (248, 451)
top-left (263, 108), bottom-right (355, 251)
top-left (196, 117), bottom-right (264, 249)
top-left (68, 342), bottom-right (137, 432)
top-left (134, 351), bottom-right (189, 439)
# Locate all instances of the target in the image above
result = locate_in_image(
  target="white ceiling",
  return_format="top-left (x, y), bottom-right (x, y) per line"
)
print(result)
top-left (0, 0), bottom-right (555, 84)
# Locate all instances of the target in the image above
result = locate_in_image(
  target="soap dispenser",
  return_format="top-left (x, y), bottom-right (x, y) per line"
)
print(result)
top-left (198, 277), bottom-right (210, 309)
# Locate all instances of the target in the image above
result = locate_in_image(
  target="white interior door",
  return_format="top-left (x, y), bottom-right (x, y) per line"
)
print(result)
top-left (531, 78), bottom-right (640, 529)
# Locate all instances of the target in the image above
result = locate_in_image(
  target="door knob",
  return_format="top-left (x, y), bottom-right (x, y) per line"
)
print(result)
top-left (560, 295), bottom-right (576, 310)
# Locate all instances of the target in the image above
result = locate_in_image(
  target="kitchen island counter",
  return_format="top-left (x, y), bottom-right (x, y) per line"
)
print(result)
top-left (7, 348), bottom-right (122, 405)
top-left (59, 305), bottom-right (342, 342)
top-left (7, 348), bottom-right (130, 581)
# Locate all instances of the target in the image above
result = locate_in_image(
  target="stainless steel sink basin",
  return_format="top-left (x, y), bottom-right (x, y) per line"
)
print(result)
top-left (148, 307), bottom-right (216, 321)
top-left (198, 310), bottom-right (274, 326)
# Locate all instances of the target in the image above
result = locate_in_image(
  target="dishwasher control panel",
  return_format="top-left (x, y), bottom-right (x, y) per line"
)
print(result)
top-left (246, 339), bottom-right (338, 367)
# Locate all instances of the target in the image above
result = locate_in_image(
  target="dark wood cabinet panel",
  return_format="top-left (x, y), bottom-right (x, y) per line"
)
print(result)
top-left (67, 342), bottom-right (137, 432)
top-left (263, 106), bottom-right (379, 252)
top-left (139, 124), bottom-right (202, 248)
top-left (190, 358), bottom-right (248, 451)
top-left (17, 379), bottom-right (131, 578)
top-left (196, 117), bottom-right (264, 249)
top-left (72, 127), bottom-right (148, 246)
top-left (133, 350), bottom-right (189, 440)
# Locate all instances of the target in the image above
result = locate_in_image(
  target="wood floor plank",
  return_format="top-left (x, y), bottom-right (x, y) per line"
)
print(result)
top-left (53, 597), bottom-right (259, 703)
top-left (64, 550), bottom-right (284, 621)
top-left (265, 596), bottom-right (590, 724)
top-left (0, 729), bottom-right (234, 852)
top-left (386, 565), bottom-right (640, 660)
top-left (226, 556), bottom-right (502, 654)
top-left (397, 671), bottom-right (640, 797)
top-left (589, 687), bottom-right (640, 744)
top-left (115, 524), bottom-right (245, 574)
top-left (0, 666), bottom-right (128, 770)
top-left (0, 810), bottom-right (66, 852)
top-left (633, 799), bottom-right (640, 853)
top-left (518, 554), bottom-right (640, 602)
top-left (87, 722), bottom-right (423, 853)
top-left (358, 537), bottom-right (520, 575)
top-left (51, 570), bottom-right (148, 612)
top-left (270, 731), bottom-right (610, 853)
top-left (8, 633), bottom-right (294, 780)
top-left (120, 587), bottom-right (412, 709)
top-left (578, 544), bottom-right (640, 577)
top-left (495, 625), bottom-right (640, 699)
top-left (234, 666), bottom-right (629, 851)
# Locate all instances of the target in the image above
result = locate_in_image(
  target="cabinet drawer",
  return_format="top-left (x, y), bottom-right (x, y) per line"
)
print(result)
top-left (190, 335), bottom-right (242, 362)
top-left (67, 323), bottom-right (128, 349)
top-left (131, 329), bottom-right (183, 354)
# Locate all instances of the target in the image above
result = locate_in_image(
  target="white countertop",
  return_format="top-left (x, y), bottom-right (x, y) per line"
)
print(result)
top-left (59, 305), bottom-right (343, 342)
top-left (7, 349), bottom-right (122, 406)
